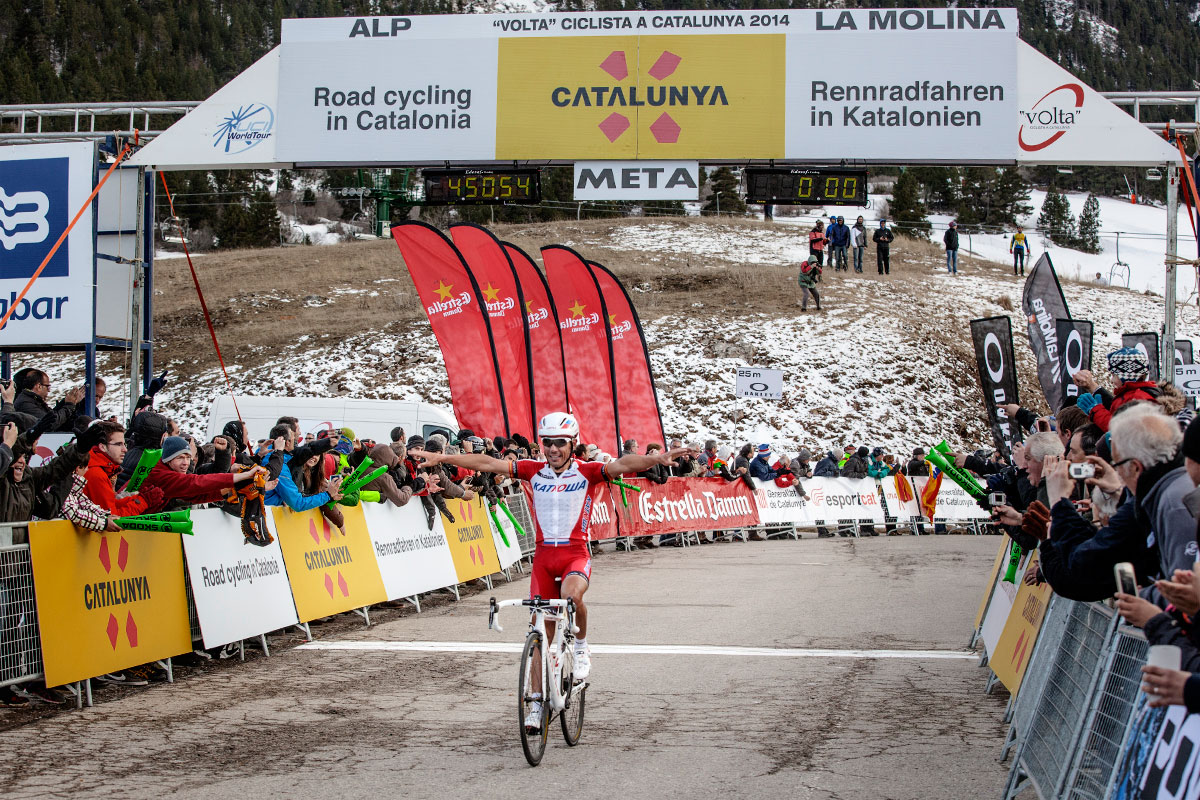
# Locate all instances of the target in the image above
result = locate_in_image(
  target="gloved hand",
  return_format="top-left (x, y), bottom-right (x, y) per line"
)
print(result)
top-left (1021, 500), bottom-right (1052, 542)
top-left (333, 435), bottom-right (354, 455)
top-left (1075, 392), bottom-right (1101, 414)
top-left (146, 371), bottom-right (169, 397)
top-left (137, 484), bottom-right (164, 511)
top-left (76, 420), bottom-right (107, 452)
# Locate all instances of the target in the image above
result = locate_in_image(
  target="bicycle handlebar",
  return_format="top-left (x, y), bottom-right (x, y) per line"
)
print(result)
top-left (488, 596), bottom-right (574, 633)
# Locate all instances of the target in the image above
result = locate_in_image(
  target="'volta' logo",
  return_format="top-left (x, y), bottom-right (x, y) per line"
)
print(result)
top-left (1018, 83), bottom-right (1084, 152)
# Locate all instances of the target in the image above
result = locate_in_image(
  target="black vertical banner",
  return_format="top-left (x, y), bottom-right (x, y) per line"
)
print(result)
top-left (1021, 253), bottom-right (1071, 413)
top-left (1055, 319), bottom-right (1093, 406)
top-left (1122, 332), bottom-right (1161, 382)
top-left (1175, 339), bottom-right (1193, 367)
top-left (970, 316), bottom-right (1022, 460)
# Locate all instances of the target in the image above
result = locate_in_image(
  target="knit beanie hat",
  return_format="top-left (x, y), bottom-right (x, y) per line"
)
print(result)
top-left (1107, 347), bottom-right (1149, 382)
top-left (406, 435), bottom-right (426, 449)
top-left (161, 436), bottom-right (190, 464)
top-left (1184, 416), bottom-right (1200, 463)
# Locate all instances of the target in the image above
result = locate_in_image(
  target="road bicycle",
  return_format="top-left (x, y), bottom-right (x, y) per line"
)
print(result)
top-left (489, 595), bottom-right (587, 766)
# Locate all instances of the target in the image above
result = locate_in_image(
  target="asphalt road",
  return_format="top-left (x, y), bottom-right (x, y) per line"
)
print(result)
top-left (0, 535), bottom-right (1011, 800)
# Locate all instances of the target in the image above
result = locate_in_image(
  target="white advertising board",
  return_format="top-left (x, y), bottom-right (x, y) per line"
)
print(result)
top-left (735, 367), bottom-right (783, 400)
top-left (751, 478), bottom-right (812, 525)
top-left (0, 142), bottom-right (95, 345)
top-left (931, 481), bottom-right (991, 521)
top-left (182, 509), bottom-right (299, 648)
top-left (573, 161), bottom-right (699, 200)
top-left (361, 501), bottom-right (458, 599)
top-left (1176, 364), bottom-right (1200, 399)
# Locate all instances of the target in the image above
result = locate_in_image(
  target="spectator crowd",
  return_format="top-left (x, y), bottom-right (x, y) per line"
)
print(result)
top-left (5, 340), bottom-right (1200, 726)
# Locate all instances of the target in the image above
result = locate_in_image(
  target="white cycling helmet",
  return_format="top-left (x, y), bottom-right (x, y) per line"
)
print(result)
top-left (537, 412), bottom-right (580, 439)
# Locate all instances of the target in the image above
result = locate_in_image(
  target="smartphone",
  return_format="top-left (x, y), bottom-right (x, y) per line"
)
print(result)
top-left (988, 492), bottom-right (1007, 507)
top-left (1069, 462), bottom-right (1096, 480)
top-left (1114, 562), bottom-right (1138, 596)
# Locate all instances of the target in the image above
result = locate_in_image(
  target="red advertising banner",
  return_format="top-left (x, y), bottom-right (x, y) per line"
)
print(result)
top-left (541, 245), bottom-right (620, 453)
top-left (392, 222), bottom-right (509, 437)
top-left (504, 242), bottom-right (569, 423)
top-left (449, 224), bottom-right (536, 440)
top-left (589, 261), bottom-right (665, 449)
top-left (619, 477), bottom-right (760, 536)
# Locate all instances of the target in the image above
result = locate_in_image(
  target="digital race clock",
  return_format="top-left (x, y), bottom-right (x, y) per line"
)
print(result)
top-left (744, 167), bottom-right (869, 206)
top-left (422, 168), bottom-right (541, 206)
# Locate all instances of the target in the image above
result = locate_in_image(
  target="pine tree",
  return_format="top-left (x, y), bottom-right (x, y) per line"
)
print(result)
top-left (1037, 190), bottom-right (1076, 248)
top-left (704, 167), bottom-right (744, 215)
top-left (992, 168), bottom-right (1033, 228)
top-left (888, 170), bottom-right (931, 240)
top-left (1076, 193), bottom-right (1102, 254)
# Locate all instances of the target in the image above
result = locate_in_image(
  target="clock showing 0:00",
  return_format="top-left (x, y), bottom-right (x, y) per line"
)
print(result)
top-left (422, 168), bottom-right (541, 206)
top-left (744, 167), bottom-right (869, 206)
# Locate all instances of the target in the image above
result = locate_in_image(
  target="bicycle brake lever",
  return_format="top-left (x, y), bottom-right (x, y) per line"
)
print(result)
top-left (488, 597), bottom-right (503, 632)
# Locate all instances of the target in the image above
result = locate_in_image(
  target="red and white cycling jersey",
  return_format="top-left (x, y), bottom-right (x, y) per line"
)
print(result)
top-left (512, 458), bottom-right (608, 545)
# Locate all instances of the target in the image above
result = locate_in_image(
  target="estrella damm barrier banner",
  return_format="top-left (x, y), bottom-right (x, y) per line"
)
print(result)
top-left (974, 536), bottom-right (1011, 632)
top-left (29, 522), bottom-right (191, 687)
top-left (495, 35), bottom-right (784, 159)
top-left (273, 10), bottom-right (1017, 164)
top-left (272, 506), bottom-right (386, 623)
top-left (991, 551), bottom-right (1052, 695)
top-left (441, 495), bottom-right (502, 583)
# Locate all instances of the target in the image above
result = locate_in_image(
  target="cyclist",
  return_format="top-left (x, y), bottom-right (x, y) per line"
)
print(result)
top-left (412, 412), bottom-right (684, 717)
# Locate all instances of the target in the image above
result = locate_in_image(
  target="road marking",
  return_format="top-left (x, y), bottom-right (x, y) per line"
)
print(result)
top-left (296, 641), bottom-right (976, 660)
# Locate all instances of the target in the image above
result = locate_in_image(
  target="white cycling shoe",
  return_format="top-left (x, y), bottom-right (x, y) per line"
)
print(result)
top-left (573, 643), bottom-right (591, 681)
top-left (524, 699), bottom-right (543, 730)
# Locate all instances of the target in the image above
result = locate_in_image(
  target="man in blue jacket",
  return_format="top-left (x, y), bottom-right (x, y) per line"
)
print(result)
top-left (827, 216), bottom-right (851, 272)
top-left (261, 423), bottom-right (344, 511)
top-left (748, 443), bottom-right (785, 481)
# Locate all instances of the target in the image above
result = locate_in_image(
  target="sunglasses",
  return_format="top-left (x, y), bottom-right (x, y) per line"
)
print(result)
top-left (541, 438), bottom-right (570, 449)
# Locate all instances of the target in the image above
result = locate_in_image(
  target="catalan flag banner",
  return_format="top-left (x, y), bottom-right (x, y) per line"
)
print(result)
top-left (920, 470), bottom-right (943, 521)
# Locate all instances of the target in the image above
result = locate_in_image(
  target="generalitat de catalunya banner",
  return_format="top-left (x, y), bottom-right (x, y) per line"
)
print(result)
top-left (1021, 252), bottom-right (1072, 414)
top-left (0, 142), bottom-right (96, 347)
top-left (271, 505), bottom-right (387, 623)
top-left (970, 316), bottom-right (1022, 460)
top-left (393, 221), bottom-right (510, 437)
top-left (30, 522), bottom-right (191, 687)
top-left (273, 10), bottom-right (1016, 164)
top-left (542, 245), bottom-right (620, 453)
top-left (505, 243), bottom-right (569, 421)
top-left (1056, 318), bottom-right (1093, 407)
top-left (588, 260), bottom-right (665, 450)
top-left (182, 509), bottom-right (299, 649)
top-left (450, 224), bottom-right (536, 439)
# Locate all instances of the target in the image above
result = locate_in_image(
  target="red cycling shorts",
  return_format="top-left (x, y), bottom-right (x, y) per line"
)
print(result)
top-left (529, 543), bottom-right (592, 600)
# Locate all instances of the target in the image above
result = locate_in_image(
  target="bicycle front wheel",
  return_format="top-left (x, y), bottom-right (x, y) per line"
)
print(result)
top-left (561, 681), bottom-right (586, 746)
top-left (518, 630), bottom-right (549, 766)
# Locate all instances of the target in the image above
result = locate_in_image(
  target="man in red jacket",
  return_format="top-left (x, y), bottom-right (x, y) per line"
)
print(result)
top-left (1074, 348), bottom-right (1160, 432)
top-left (140, 436), bottom-right (266, 513)
top-left (82, 421), bottom-right (162, 516)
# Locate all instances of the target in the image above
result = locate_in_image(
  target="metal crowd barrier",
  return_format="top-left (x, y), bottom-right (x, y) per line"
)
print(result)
top-left (0, 540), bottom-right (41, 690)
top-left (1000, 599), bottom-right (1151, 800)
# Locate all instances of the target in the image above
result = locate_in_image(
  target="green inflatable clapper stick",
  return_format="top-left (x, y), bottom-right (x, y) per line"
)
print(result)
top-left (342, 466), bottom-right (387, 496)
top-left (488, 506), bottom-right (510, 548)
top-left (115, 518), bottom-right (194, 535)
top-left (925, 448), bottom-right (986, 500)
top-left (1002, 543), bottom-right (1023, 583)
top-left (933, 440), bottom-right (987, 495)
top-left (123, 510), bottom-right (192, 524)
top-left (359, 490), bottom-right (381, 503)
top-left (343, 456), bottom-right (375, 486)
top-left (124, 449), bottom-right (161, 492)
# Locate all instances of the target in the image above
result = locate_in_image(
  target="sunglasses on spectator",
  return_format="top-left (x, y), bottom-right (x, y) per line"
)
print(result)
top-left (541, 438), bottom-right (570, 449)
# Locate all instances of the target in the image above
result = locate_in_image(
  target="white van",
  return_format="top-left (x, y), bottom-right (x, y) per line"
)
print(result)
top-left (205, 396), bottom-right (459, 445)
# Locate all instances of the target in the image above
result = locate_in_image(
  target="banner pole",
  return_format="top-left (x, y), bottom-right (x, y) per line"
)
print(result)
top-left (1165, 162), bottom-right (1179, 383)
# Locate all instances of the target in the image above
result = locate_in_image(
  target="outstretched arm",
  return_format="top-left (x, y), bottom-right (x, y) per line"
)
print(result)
top-left (604, 447), bottom-right (688, 479)
top-left (412, 449), bottom-right (512, 476)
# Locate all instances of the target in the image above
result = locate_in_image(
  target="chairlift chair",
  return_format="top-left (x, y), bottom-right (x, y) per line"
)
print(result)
top-left (1146, 167), bottom-right (1163, 181)
top-left (1108, 231), bottom-right (1131, 288)
top-left (1056, 165), bottom-right (1074, 174)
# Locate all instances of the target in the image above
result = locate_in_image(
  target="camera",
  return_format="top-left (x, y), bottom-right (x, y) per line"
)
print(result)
top-left (988, 492), bottom-right (1007, 507)
top-left (1068, 463), bottom-right (1096, 480)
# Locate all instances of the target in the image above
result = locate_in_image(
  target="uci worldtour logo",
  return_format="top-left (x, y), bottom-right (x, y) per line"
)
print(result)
top-left (427, 280), bottom-right (472, 317)
top-left (213, 103), bottom-right (275, 154)
top-left (1018, 83), bottom-right (1084, 152)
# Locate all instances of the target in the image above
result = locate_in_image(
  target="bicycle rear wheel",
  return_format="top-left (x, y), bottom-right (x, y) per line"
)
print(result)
top-left (518, 630), bottom-right (549, 766)
top-left (561, 681), bottom-right (586, 746)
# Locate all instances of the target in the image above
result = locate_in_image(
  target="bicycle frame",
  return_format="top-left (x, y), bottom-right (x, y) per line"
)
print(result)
top-left (490, 596), bottom-right (578, 712)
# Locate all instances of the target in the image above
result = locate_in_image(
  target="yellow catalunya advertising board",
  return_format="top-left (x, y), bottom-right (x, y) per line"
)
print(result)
top-left (272, 506), bottom-right (386, 622)
top-left (441, 495), bottom-right (502, 583)
top-left (30, 522), bottom-right (191, 687)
